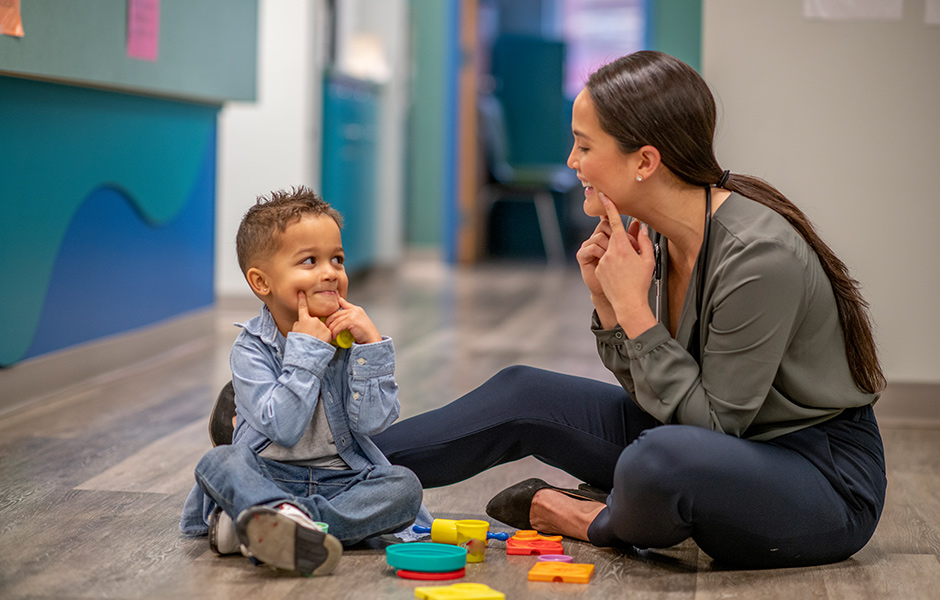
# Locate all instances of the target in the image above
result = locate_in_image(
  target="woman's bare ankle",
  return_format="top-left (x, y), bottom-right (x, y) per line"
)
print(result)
top-left (529, 489), bottom-right (606, 541)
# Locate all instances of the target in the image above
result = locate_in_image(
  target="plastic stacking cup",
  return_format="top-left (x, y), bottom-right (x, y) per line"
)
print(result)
top-left (456, 519), bottom-right (489, 563)
top-left (314, 521), bottom-right (329, 534)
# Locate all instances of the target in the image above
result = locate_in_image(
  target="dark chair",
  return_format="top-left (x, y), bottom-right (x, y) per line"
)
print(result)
top-left (209, 380), bottom-right (235, 446)
top-left (477, 92), bottom-right (577, 264)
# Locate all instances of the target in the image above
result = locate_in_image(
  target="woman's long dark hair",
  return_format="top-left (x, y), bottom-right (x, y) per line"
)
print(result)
top-left (586, 51), bottom-right (885, 394)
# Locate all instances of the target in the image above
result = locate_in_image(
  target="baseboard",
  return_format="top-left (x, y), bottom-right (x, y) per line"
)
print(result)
top-left (0, 308), bottom-right (214, 417)
top-left (875, 382), bottom-right (940, 426)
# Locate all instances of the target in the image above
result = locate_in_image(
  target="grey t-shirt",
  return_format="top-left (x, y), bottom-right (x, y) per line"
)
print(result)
top-left (260, 397), bottom-right (349, 469)
top-left (594, 193), bottom-right (877, 441)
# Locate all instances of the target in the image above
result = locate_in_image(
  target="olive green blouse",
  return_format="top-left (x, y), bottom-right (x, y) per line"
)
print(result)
top-left (593, 193), bottom-right (877, 441)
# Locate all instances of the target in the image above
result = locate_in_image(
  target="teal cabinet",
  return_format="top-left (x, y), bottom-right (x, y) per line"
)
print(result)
top-left (320, 73), bottom-right (379, 273)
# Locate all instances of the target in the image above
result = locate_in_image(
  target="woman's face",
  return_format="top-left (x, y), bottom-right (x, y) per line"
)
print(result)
top-left (566, 89), bottom-right (636, 218)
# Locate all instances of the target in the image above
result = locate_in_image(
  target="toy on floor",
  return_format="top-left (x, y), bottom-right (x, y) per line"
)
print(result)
top-left (537, 554), bottom-right (573, 562)
top-left (510, 530), bottom-right (562, 541)
top-left (386, 543), bottom-right (467, 580)
top-left (397, 567), bottom-right (466, 581)
top-left (455, 520), bottom-right (488, 563)
top-left (413, 519), bottom-right (511, 543)
top-left (527, 561), bottom-right (594, 584)
top-left (506, 530), bottom-right (564, 555)
top-left (414, 582), bottom-right (505, 600)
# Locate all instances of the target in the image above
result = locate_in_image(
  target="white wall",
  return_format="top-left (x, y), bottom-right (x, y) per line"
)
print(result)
top-left (703, 0), bottom-right (940, 383)
top-left (215, 0), bottom-right (409, 297)
top-left (215, 0), bottom-right (318, 298)
top-left (334, 0), bottom-right (410, 267)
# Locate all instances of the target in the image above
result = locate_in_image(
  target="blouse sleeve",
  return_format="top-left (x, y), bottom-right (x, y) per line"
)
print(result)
top-left (595, 238), bottom-right (809, 436)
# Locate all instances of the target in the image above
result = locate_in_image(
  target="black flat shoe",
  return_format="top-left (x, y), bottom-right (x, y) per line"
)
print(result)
top-left (485, 478), bottom-right (608, 530)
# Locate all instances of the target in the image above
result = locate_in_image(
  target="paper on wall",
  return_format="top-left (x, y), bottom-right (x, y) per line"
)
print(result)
top-left (927, 0), bottom-right (940, 25)
top-left (127, 0), bottom-right (160, 61)
top-left (0, 0), bottom-right (24, 37)
top-left (803, 0), bottom-right (903, 20)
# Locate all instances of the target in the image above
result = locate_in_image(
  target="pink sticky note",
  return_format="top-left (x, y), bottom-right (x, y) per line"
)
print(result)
top-left (1, 0), bottom-right (25, 38)
top-left (127, 0), bottom-right (160, 61)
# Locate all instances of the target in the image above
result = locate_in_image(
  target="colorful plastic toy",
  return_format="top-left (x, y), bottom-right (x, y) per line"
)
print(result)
top-left (506, 537), bottom-right (563, 555)
top-left (414, 583), bottom-right (505, 600)
top-left (386, 543), bottom-right (467, 573)
top-left (511, 530), bottom-right (562, 542)
top-left (332, 329), bottom-right (354, 348)
top-left (318, 317), bottom-right (354, 348)
top-left (396, 567), bottom-right (465, 581)
top-left (537, 554), bottom-right (573, 562)
top-left (413, 519), bottom-right (510, 543)
top-left (527, 562), bottom-right (594, 584)
top-left (506, 529), bottom-right (564, 555)
top-left (455, 520), bottom-right (488, 563)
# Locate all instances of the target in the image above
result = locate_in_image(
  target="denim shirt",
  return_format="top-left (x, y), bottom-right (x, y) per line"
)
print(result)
top-left (180, 305), bottom-right (431, 535)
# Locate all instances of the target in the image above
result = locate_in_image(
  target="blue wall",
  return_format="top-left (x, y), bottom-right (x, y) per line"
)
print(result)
top-left (0, 77), bottom-right (218, 366)
top-left (646, 0), bottom-right (702, 72)
top-left (321, 74), bottom-right (379, 273)
top-left (0, 1), bottom-right (257, 367)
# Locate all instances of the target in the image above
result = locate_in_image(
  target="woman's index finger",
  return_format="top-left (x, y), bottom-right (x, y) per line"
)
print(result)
top-left (600, 193), bottom-right (625, 231)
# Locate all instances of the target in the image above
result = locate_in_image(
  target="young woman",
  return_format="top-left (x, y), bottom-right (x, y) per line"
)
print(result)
top-left (373, 51), bottom-right (886, 568)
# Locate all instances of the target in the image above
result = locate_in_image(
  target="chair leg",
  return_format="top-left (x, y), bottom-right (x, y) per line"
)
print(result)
top-left (533, 191), bottom-right (565, 264)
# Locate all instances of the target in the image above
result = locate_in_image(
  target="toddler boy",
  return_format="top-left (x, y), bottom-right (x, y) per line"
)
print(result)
top-left (180, 187), bottom-right (425, 575)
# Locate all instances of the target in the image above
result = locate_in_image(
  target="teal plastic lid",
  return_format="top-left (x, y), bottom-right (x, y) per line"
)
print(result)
top-left (386, 543), bottom-right (467, 573)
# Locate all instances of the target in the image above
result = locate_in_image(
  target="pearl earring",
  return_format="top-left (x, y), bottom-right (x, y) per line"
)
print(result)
top-left (636, 175), bottom-right (643, 182)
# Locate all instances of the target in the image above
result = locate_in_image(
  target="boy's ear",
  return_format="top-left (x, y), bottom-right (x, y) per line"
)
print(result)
top-left (246, 267), bottom-right (270, 296)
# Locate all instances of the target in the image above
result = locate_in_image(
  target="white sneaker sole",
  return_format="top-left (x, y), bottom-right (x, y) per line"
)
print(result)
top-left (209, 508), bottom-right (245, 555)
top-left (236, 507), bottom-right (342, 575)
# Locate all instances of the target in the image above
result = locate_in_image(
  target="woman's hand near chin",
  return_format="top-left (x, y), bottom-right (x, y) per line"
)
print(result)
top-left (594, 193), bottom-right (657, 337)
top-left (577, 217), bottom-right (618, 327)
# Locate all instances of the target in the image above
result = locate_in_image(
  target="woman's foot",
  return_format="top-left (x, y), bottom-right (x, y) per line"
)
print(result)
top-left (485, 478), bottom-right (607, 537)
top-left (529, 489), bottom-right (606, 541)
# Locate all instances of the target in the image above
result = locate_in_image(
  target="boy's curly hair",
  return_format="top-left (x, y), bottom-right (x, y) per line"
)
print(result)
top-left (236, 186), bottom-right (343, 275)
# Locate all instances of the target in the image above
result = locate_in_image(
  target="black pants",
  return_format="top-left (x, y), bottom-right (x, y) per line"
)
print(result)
top-left (373, 366), bottom-right (886, 568)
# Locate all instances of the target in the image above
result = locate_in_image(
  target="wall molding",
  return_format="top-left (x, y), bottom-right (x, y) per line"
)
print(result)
top-left (876, 382), bottom-right (940, 426)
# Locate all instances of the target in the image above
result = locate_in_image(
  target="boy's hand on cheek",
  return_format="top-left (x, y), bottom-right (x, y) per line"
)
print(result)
top-left (292, 291), bottom-right (333, 342)
top-left (325, 297), bottom-right (382, 345)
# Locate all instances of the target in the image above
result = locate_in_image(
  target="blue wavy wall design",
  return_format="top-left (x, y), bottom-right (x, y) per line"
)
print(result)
top-left (0, 76), bottom-right (218, 366)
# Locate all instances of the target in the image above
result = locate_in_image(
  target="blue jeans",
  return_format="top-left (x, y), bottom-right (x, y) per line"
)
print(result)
top-left (194, 444), bottom-right (422, 546)
top-left (373, 365), bottom-right (886, 568)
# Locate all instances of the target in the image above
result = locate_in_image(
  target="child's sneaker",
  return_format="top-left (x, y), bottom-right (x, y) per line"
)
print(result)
top-left (235, 503), bottom-right (342, 576)
top-left (208, 507), bottom-right (242, 555)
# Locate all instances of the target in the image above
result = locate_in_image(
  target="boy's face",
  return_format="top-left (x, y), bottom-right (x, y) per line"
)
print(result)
top-left (252, 214), bottom-right (348, 331)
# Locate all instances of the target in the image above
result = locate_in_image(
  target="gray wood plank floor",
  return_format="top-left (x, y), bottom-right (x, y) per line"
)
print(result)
top-left (2, 256), bottom-right (939, 599)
